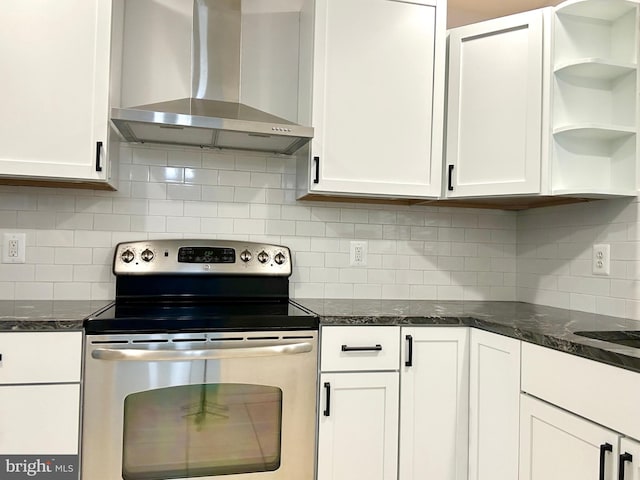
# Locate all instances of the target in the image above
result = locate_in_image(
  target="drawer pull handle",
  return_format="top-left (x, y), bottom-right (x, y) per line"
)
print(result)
top-left (405, 335), bottom-right (413, 367)
top-left (619, 452), bottom-right (633, 480)
top-left (600, 443), bottom-right (613, 480)
top-left (323, 382), bottom-right (331, 417)
top-left (341, 344), bottom-right (382, 352)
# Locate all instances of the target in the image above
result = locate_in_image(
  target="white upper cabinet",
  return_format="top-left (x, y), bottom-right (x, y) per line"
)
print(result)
top-left (446, 9), bottom-right (545, 197)
top-left (297, 0), bottom-right (446, 199)
top-left (0, 0), bottom-right (122, 189)
top-left (445, 0), bottom-right (639, 199)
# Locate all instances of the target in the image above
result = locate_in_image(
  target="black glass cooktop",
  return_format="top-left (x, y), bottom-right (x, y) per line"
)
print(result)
top-left (84, 300), bottom-right (318, 334)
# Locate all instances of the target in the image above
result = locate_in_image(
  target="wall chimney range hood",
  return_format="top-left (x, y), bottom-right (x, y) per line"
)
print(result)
top-left (111, 0), bottom-right (313, 155)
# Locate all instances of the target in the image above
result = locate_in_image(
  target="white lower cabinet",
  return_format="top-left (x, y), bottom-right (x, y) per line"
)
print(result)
top-left (468, 330), bottom-right (521, 480)
top-left (318, 326), bottom-right (400, 480)
top-left (0, 384), bottom-right (80, 454)
top-left (399, 327), bottom-right (469, 480)
top-left (620, 438), bottom-right (640, 480)
top-left (0, 331), bottom-right (82, 478)
top-left (520, 394), bottom-right (620, 480)
top-left (317, 372), bottom-right (399, 480)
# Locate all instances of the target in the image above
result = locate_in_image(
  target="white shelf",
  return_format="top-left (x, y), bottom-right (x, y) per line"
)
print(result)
top-left (555, 0), bottom-right (638, 21)
top-left (554, 58), bottom-right (636, 80)
top-left (551, 188), bottom-right (638, 197)
top-left (553, 124), bottom-right (636, 141)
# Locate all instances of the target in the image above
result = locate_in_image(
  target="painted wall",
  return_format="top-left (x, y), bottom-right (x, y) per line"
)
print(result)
top-left (0, 144), bottom-right (517, 302)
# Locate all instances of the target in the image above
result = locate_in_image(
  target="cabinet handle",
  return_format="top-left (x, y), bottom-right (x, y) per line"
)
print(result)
top-left (96, 141), bottom-right (103, 172)
top-left (323, 382), bottom-right (331, 417)
top-left (405, 334), bottom-right (413, 367)
top-left (313, 156), bottom-right (320, 184)
top-left (619, 452), bottom-right (633, 480)
top-left (600, 443), bottom-right (613, 480)
top-left (341, 344), bottom-right (382, 352)
top-left (447, 164), bottom-right (454, 191)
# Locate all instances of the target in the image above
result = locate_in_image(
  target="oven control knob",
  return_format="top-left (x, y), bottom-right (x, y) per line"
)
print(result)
top-left (140, 249), bottom-right (154, 262)
top-left (274, 252), bottom-right (286, 265)
top-left (121, 249), bottom-right (135, 263)
top-left (240, 250), bottom-right (252, 262)
top-left (257, 250), bottom-right (269, 264)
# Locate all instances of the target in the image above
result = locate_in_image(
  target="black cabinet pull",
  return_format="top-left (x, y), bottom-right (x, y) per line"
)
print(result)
top-left (600, 443), bottom-right (613, 480)
top-left (96, 141), bottom-right (103, 172)
top-left (313, 156), bottom-right (320, 184)
top-left (619, 452), bottom-right (633, 480)
top-left (323, 382), bottom-right (331, 417)
top-left (405, 334), bottom-right (413, 367)
top-left (341, 344), bottom-right (382, 352)
top-left (447, 164), bottom-right (454, 191)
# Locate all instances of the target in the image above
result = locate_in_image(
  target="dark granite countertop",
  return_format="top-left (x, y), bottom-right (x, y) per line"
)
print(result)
top-left (294, 299), bottom-right (640, 374)
top-left (4, 298), bottom-right (640, 374)
top-left (0, 301), bottom-right (109, 331)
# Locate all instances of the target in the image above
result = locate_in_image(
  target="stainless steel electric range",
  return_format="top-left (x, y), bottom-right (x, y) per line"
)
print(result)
top-left (82, 239), bottom-right (318, 480)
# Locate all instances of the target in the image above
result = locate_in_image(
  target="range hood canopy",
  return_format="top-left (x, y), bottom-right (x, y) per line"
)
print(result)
top-left (111, 0), bottom-right (313, 155)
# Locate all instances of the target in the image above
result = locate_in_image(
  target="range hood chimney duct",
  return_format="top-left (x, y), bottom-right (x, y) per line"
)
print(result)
top-left (111, 0), bottom-right (313, 155)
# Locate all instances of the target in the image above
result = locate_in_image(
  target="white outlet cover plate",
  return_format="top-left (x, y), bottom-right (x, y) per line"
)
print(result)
top-left (2, 233), bottom-right (26, 264)
top-left (349, 241), bottom-right (368, 266)
top-left (592, 244), bottom-right (610, 276)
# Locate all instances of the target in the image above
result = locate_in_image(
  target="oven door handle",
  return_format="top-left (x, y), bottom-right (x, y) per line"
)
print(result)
top-left (91, 342), bottom-right (314, 361)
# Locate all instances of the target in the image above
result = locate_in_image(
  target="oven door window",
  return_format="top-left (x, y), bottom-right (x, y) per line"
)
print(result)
top-left (122, 384), bottom-right (283, 480)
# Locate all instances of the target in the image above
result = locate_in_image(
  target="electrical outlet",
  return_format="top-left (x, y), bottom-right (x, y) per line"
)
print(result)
top-left (592, 244), bottom-right (610, 276)
top-left (2, 233), bottom-right (26, 264)
top-left (349, 241), bottom-right (367, 266)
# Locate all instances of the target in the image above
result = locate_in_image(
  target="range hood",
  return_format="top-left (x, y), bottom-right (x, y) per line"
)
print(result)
top-left (111, 0), bottom-right (313, 155)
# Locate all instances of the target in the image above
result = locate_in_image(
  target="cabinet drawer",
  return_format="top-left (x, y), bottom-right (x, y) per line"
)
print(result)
top-left (321, 326), bottom-right (400, 372)
top-left (521, 342), bottom-right (640, 440)
top-left (0, 331), bottom-right (82, 384)
top-left (0, 384), bottom-right (80, 454)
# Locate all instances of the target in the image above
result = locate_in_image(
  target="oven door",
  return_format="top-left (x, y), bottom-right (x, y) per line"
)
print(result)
top-left (82, 331), bottom-right (318, 480)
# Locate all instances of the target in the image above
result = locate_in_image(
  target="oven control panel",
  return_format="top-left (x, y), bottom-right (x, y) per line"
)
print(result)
top-left (113, 240), bottom-right (292, 276)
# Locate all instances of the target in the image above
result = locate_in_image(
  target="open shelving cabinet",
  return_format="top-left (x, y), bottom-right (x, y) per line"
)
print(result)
top-left (551, 0), bottom-right (639, 196)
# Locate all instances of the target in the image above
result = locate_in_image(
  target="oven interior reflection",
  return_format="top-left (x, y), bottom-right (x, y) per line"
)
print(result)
top-left (122, 384), bottom-right (283, 480)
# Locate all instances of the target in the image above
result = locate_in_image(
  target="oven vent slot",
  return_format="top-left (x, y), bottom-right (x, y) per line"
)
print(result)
top-left (246, 336), bottom-right (280, 341)
top-left (283, 335), bottom-right (314, 340)
top-left (172, 338), bottom-right (207, 343)
top-left (90, 340), bottom-right (129, 345)
top-left (208, 337), bottom-right (244, 342)
top-left (132, 339), bottom-right (169, 344)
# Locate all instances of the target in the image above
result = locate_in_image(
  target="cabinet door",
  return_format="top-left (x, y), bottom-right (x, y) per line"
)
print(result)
top-left (0, 0), bottom-right (114, 184)
top-left (519, 395), bottom-right (619, 480)
top-left (0, 384), bottom-right (80, 454)
top-left (399, 327), bottom-right (469, 480)
top-left (0, 331), bottom-right (82, 384)
top-left (468, 330), bottom-right (520, 480)
top-left (620, 437), bottom-right (640, 480)
top-left (318, 372), bottom-right (399, 480)
top-left (446, 9), bottom-right (545, 197)
top-left (310, 0), bottom-right (443, 198)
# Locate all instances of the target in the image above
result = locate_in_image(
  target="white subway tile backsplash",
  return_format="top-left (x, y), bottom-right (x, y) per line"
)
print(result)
top-left (202, 186), bottom-right (235, 202)
top-left (167, 184), bottom-right (202, 201)
top-left (17, 211), bottom-right (56, 229)
top-left (166, 217), bottom-right (200, 234)
top-left (0, 145), bottom-right (565, 305)
top-left (169, 149), bottom-right (202, 168)
top-left (185, 168), bottom-right (219, 185)
top-left (36, 230), bottom-right (74, 247)
top-left (218, 170), bottom-right (251, 187)
top-left (15, 282), bottom-right (53, 300)
top-left (234, 187), bottom-right (266, 203)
